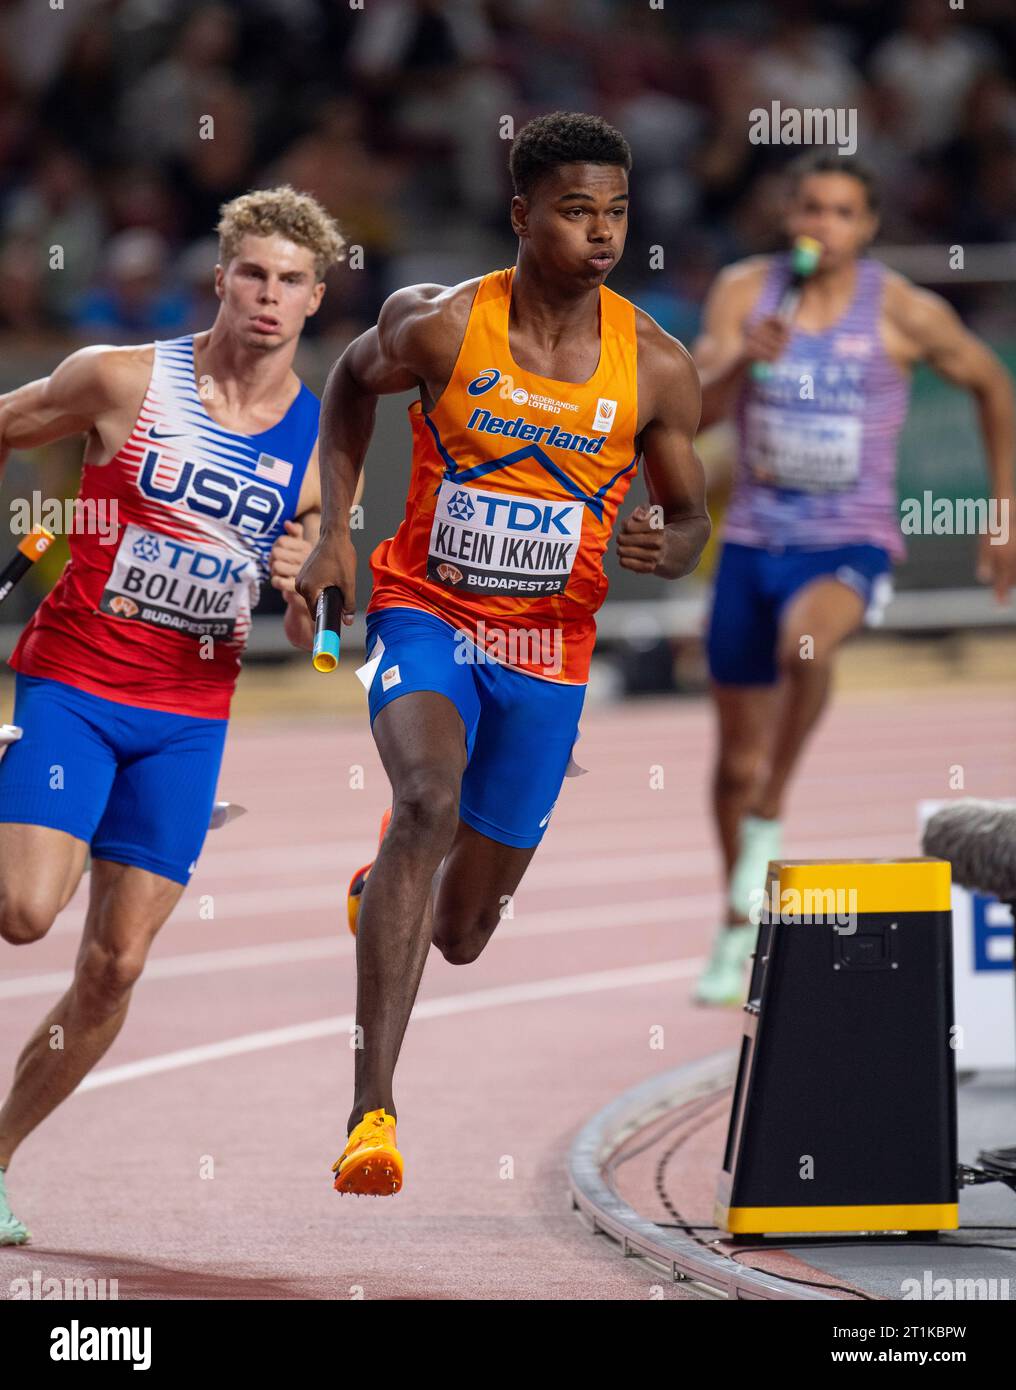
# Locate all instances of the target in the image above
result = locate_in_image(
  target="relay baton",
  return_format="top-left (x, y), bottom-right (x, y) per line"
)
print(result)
top-left (749, 234), bottom-right (822, 383)
top-left (312, 586), bottom-right (344, 672)
top-left (0, 524), bottom-right (54, 605)
top-left (0, 525), bottom-right (53, 753)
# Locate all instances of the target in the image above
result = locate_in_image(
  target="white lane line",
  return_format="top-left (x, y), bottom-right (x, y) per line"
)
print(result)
top-left (0, 937), bottom-right (347, 1001)
top-left (49, 828), bottom-right (915, 937)
top-left (50, 881), bottom-right (345, 936)
top-left (198, 771), bottom-right (955, 867)
top-left (50, 854), bottom-right (705, 934)
top-left (76, 957), bottom-right (704, 1092)
top-left (1, 893), bottom-right (719, 1000)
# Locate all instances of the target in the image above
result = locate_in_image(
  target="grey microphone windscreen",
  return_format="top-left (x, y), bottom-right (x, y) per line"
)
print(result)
top-left (922, 800), bottom-right (1016, 900)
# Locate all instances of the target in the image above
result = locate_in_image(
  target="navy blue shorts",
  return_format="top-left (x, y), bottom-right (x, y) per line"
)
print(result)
top-left (0, 673), bottom-right (227, 884)
top-left (706, 541), bottom-right (893, 686)
top-left (359, 607), bottom-right (586, 849)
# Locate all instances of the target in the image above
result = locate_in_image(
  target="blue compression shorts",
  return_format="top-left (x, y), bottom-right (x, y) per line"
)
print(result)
top-left (359, 606), bottom-right (586, 849)
top-left (0, 673), bottom-right (227, 885)
top-left (706, 540), bottom-right (893, 686)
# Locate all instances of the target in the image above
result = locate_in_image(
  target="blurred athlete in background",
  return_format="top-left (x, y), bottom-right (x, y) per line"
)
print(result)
top-left (692, 153), bottom-right (1016, 1004)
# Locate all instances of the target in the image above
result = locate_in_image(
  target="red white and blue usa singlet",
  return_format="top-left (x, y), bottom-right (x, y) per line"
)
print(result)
top-left (10, 335), bottom-right (318, 718)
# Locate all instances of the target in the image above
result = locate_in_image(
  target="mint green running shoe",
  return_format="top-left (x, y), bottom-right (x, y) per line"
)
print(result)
top-left (694, 922), bottom-right (757, 1006)
top-left (0, 1167), bottom-right (30, 1246)
top-left (728, 814), bottom-right (783, 920)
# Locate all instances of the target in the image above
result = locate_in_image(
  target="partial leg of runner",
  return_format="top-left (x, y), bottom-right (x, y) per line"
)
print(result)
top-left (346, 690), bottom-right (469, 1137)
top-left (695, 682), bottom-right (776, 1005)
top-left (0, 856), bottom-right (183, 1241)
top-left (345, 684), bottom-right (540, 1127)
top-left (698, 576), bottom-right (868, 1004)
top-left (0, 823), bottom-right (90, 944)
top-left (0, 858), bottom-right (184, 1169)
top-left (335, 605), bottom-right (584, 1193)
top-left (748, 576), bottom-right (866, 821)
top-left (335, 687), bottom-right (542, 1197)
top-left (710, 682), bottom-right (776, 907)
top-left (430, 820), bottom-right (536, 965)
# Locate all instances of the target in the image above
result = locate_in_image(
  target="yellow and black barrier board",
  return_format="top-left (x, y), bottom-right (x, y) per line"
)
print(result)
top-left (715, 1202), bottom-right (960, 1236)
top-left (717, 858), bottom-right (958, 1237)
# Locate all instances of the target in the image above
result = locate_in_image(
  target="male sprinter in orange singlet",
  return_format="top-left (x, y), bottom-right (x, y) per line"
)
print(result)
top-left (297, 112), bottom-right (711, 1196)
top-left (0, 187), bottom-right (356, 1243)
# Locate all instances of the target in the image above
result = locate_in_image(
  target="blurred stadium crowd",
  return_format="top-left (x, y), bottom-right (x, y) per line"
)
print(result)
top-left (1, 0), bottom-right (1015, 358)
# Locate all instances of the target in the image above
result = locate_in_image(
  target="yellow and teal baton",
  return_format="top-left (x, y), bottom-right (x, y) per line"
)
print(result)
top-left (750, 234), bottom-right (822, 382)
top-left (312, 586), bottom-right (344, 672)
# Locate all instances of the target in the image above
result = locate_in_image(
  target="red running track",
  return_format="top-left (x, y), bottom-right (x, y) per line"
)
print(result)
top-left (0, 686), bottom-right (1012, 1300)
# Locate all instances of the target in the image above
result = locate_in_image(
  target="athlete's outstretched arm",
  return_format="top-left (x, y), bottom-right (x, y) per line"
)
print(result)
top-left (0, 347), bottom-right (134, 478)
top-left (295, 286), bottom-right (455, 624)
top-left (889, 281), bottom-right (1016, 602)
top-left (618, 325), bottom-right (711, 580)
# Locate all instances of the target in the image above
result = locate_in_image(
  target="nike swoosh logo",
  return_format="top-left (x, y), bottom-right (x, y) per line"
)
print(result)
top-left (148, 427), bottom-right (187, 441)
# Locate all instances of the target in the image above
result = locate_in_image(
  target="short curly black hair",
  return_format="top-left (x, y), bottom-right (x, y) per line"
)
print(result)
top-left (509, 111), bottom-right (632, 197)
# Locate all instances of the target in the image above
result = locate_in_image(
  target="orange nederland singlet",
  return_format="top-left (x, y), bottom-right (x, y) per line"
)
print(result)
top-left (366, 267), bottom-right (639, 683)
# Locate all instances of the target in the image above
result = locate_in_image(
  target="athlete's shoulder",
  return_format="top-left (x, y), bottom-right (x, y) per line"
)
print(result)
top-left (693, 257), bottom-right (774, 343)
top-left (65, 341), bottom-right (155, 389)
top-left (877, 265), bottom-right (952, 333)
top-left (632, 306), bottom-right (700, 424)
top-left (379, 275), bottom-right (484, 336)
top-left (36, 342), bottom-right (154, 417)
top-left (709, 255), bottom-right (774, 300)
top-left (376, 276), bottom-right (487, 372)
top-left (633, 304), bottom-right (696, 375)
top-left (878, 263), bottom-right (931, 315)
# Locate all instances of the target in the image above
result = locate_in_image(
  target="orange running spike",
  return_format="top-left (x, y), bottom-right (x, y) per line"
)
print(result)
top-left (332, 1108), bottom-right (403, 1195)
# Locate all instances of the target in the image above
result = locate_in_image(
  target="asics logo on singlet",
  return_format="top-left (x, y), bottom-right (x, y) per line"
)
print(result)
top-left (139, 451), bottom-right (283, 535)
top-left (446, 490), bottom-right (476, 521)
top-left (466, 368), bottom-right (501, 397)
top-left (466, 408), bottom-right (606, 456)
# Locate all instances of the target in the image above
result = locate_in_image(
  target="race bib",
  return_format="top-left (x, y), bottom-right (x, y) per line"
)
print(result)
top-left (744, 404), bottom-right (862, 493)
top-left (427, 481), bottom-right (582, 597)
top-left (99, 523), bottom-right (258, 640)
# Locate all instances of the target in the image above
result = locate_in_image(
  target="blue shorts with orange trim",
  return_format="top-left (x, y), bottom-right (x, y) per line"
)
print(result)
top-left (359, 606), bottom-right (585, 849)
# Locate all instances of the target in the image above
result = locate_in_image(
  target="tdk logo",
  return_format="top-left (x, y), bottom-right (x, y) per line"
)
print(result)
top-left (467, 369), bottom-right (501, 397)
top-left (148, 537), bottom-right (250, 583)
top-left (467, 408), bottom-right (606, 456)
top-left (132, 533), bottom-right (162, 563)
top-left (468, 494), bottom-right (578, 535)
top-left (446, 490), bottom-right (476, 521)
top-left (139, 452), bottom-right (282, 535)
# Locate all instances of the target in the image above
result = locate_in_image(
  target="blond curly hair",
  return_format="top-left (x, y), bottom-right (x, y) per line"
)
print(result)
top-left (216, 185), bottom-right (346, 281)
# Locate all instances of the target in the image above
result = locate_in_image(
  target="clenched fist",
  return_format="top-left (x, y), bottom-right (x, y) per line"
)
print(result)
top-left (270, 519), bottom-right (313, 594)
top-left (743, 314), bottom-right (792, 364)
top-left (616, 505), bottom-right (666, 574)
